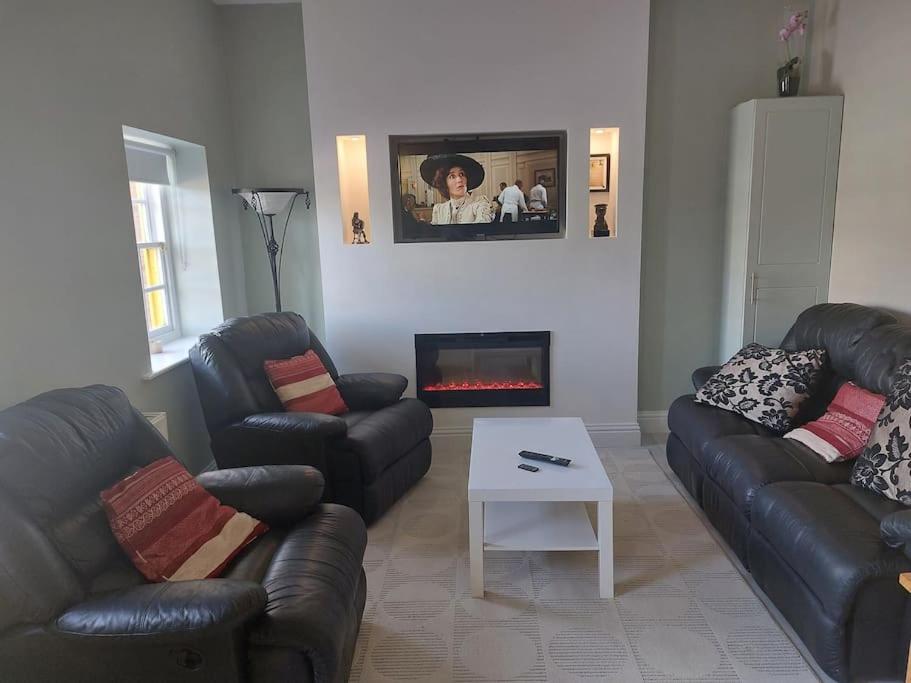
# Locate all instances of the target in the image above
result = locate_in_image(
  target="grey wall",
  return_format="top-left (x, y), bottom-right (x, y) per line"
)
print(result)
top-left (638, 0), bottom-right (801, 411)
top-left (808, 0), bottom-right (911, 321)
top-left (218, 3), bottom-right (325, 337)
top-left (0, 0), bottom-right (247, 471)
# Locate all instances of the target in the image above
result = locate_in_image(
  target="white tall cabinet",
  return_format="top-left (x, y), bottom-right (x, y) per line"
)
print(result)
top-left (719, 96), bottom-right (843, 360)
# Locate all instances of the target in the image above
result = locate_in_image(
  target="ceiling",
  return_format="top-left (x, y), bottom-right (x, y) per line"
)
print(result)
top-left (212, 1), bottom-right (297, 5)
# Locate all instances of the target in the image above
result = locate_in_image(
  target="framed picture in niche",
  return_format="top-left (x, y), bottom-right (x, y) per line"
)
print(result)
top-left (535, 168), bottom-right (556, 187)
top-left (589, 154), bottom-right (610, 192)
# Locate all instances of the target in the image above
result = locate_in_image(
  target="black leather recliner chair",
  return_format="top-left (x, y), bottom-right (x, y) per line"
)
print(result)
top-left (189, 312), bottom-right (433, 524)
top-left (667, 303), bottom-right (911, 682)
top-left (0, 385), bottom-right (366, 683)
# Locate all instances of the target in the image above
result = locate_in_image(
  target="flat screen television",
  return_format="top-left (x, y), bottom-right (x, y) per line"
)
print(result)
top-left (390, 131), bottom-right (566, 243)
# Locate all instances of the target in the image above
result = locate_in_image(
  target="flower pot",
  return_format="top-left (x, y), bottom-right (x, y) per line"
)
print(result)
top-left (777, 62), bottom-right (801, 97)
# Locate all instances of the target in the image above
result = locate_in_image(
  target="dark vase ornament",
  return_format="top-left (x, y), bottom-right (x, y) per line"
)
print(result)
top-left (777, 56), bottom-right (801, 97)
top-left (593, 203), bottom-right (610, 237)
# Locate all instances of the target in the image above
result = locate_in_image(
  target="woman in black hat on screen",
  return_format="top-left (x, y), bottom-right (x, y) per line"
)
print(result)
top-left (420, 154), bottom-right (493, 225)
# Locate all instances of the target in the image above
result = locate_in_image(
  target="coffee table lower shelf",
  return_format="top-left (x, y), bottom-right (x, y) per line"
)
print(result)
top-left (469, 499), bottom-right (613, 599)
top-left (483, 501), bottom-right (598, 551)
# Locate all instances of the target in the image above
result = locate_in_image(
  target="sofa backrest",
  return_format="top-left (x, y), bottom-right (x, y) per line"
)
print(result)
top-left (0, 385), bottom-right (173, 631)
top-left (189, 312), bottom-right (339, 433)
top-left (781, 303), bottom-right (911, 395)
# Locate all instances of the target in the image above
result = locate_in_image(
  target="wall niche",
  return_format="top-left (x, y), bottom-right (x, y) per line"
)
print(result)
top-left (589, 127), bottom-right (619, 238)
top-left (336, 134), bottom-right (372, 245)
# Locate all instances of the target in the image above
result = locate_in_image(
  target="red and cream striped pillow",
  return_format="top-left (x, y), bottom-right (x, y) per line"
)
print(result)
top-left (785, 382), bottom-right (886, 463)
top-left (263, 351), bottom-right (348, 415)
top-left (100, 457), bottom-right (267, 582)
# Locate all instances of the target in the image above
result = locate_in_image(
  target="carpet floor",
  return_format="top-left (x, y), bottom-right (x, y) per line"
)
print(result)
top-left (349, 442), bottom-right (819, 682)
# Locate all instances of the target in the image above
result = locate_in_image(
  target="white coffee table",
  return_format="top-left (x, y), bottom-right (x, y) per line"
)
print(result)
top-left (468, 417), bottom-right (614, 599)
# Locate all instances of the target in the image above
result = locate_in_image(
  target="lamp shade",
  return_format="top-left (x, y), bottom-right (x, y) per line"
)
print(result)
top-left (233, 188), bottom-right (304, 216)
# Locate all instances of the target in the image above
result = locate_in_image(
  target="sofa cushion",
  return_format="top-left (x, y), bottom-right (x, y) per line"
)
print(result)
top-left (100, 457), bottom-right (268, 581)
top-left (750, 481), bottom-right (910, 621)
top-left (668, 395), bottom-right (775, 468)
top-left (851, 359), bottom-right (911, 504)
top-left (695, 343), bottom-right (827, 433)
top-left (264, 352), bottom-right (348, 416)
top-left (341, 398), bottom-right (433, 483)
top-left (785, 382), bottom-right (886, 463)
top-left (703, 435), bottom-right (853, 520)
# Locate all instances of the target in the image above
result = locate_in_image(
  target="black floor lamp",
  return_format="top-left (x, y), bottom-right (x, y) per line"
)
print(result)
top-left (233, 188), bottom-right (311, 313)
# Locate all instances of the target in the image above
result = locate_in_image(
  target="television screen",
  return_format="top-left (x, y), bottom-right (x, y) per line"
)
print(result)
top-left (390, 131), bottom-right (566, 243)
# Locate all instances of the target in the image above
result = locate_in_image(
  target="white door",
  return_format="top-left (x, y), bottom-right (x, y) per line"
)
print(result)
top-left (743, 97), bottom-right (843, 347)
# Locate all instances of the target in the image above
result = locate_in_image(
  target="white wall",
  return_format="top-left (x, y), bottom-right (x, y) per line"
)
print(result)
top-left (0, 0), bottom-right (247, 471)
top-left (302, 0), bottom-right (650, 441)
top-left (809, 0), bottom-right (911, 320)
top-left (218, 3), bottom-right (325, 335)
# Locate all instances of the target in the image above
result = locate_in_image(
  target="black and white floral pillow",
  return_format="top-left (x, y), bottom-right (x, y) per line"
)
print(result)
top-left (851, 360), bottom-right (911, 504)
top-left (695, 343), bottom-right (827, 433)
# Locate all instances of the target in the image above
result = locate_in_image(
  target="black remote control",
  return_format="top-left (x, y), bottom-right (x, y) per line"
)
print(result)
top-left (518, 463), bottom-right (539, 472)
top-left (519, 450), bottom-right (571, 467)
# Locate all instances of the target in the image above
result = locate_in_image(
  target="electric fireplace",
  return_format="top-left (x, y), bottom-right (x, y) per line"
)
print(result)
top-left (415, 331), bottom-right (550, 408)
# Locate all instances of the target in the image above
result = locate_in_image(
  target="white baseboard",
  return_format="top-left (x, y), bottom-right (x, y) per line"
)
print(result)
top-left (430, 427), bottom-right (473, 451)
top-left (585, 422), bottom-right (642, 447)
top-left (431, 421), bottom-right (642, 450)
top-left (637, 410), bottom-right (669, 434)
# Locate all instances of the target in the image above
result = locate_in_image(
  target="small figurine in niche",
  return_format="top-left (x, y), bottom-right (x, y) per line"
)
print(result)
top-left (593, 203), bottom-right (611, 237)
top-left (351, 212), bottom-right (369, 244)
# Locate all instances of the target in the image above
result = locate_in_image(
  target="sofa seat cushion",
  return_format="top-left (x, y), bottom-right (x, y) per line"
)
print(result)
top-left (340, 410), bottom-right (373, 430)
top-left (751, 481), bottom-right (910, 620)
top-left (668, 395), bottom-right (775, 468)
top-left (249, 504), bottom-right (366, 682)
top-left (340, 398), bottom-right (433, 483)
top-left (703, 435), bottom-right (853, 520)
top-left (223, 529), bottom-right (288, 584)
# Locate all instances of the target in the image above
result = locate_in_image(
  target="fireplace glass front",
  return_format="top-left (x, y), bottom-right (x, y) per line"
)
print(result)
top-left (415, 331), bottom-right (550, 408)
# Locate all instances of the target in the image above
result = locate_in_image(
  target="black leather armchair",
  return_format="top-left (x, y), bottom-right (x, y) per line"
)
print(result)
top-left (190, 312), bottom-right (433, 523)
top-left (0, 386), bottom-right (366, 683)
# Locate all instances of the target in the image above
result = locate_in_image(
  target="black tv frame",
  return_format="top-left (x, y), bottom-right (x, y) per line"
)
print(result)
top-left (390, 130), bottom-right (567, 243)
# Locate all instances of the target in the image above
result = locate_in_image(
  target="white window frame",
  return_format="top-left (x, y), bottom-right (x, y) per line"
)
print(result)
top-left (126, 140), bottom-right (182, 344)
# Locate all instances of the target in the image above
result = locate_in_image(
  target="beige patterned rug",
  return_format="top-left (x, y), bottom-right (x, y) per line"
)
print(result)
top-left (349, 442), bottom-right (819, 682)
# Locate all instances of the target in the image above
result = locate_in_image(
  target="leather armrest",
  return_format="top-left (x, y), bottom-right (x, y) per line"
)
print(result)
top-left (692, 365), bottom-right (722, 391)
top-left (335, 373), bottom-right (407, 410)
top-left (197, 466), bottom-right (325, 526)
top-left (55, 580), bottom-right (266, 643)
top-left (238, 412), bottom-right (348, 438)
top-left (882, 511), bottom-right (911, 557)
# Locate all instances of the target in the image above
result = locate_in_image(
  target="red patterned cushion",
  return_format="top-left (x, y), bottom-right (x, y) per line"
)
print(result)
top-left (100, 457), bottom-right (267, 582)
top-left (264, 351), bottom-right (348, 415)
top-left (785, 382), bottom-right (886, 463)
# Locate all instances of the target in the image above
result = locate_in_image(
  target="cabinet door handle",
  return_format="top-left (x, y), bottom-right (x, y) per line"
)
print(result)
top-left (750, 272), bottom-right (758, 304)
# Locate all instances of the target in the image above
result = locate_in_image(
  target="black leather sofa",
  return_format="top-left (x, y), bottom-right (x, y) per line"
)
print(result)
top-left (0, 385), bottom-right (366, 683)
top-left (190, 312), bottom-right (433, 524)
top-left (668, 303), bottom-right (911, 682)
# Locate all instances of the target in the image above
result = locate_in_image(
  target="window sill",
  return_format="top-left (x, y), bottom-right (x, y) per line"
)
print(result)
top-left (143, 336), bottom-right (197, 380)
